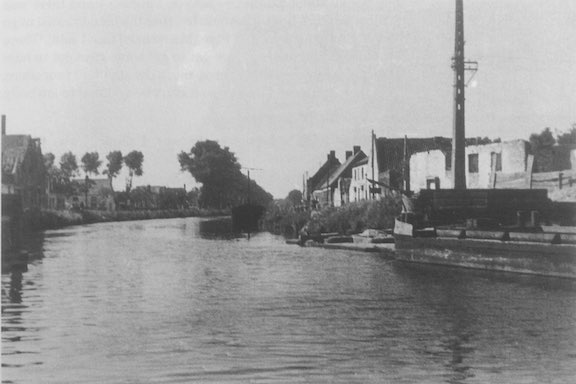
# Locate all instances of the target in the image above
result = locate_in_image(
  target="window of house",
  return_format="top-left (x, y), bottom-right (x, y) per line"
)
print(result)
top-left (468, 154), bottom-right (479, 173)
top-left (491, 152), bottom-right (502, 172)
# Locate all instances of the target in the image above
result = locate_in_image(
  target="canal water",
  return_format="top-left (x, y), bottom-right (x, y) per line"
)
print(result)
top-left (2, 217), bottom-right (576, 383)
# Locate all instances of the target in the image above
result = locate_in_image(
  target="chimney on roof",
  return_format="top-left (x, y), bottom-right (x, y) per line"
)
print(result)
top-left (2, 115), bottom-right (5, 135)
top-left (345, 150), bottom-right (352, 159)
top-left (353, 145), bottom-right (360, 155)
top-left (328, 150), bottom-right (335, 160)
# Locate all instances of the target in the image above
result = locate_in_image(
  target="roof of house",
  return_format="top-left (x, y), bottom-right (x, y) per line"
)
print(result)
top-left (308, 154), bottom-right (341, 193)
top-left (352, 157), bottom-right (369, 166)
top-left (91, 178), bottom-right (113, 191)
top-left (73, 178), bottom-right (113, 194)
top-left (327, 150), bottom-right (368, 187)
top-left (2, 135), bottom-right (32, 176)
top-left (137, 185), bottom-right (164, 194)
top-left (375, 136), bottom-right (452, 172)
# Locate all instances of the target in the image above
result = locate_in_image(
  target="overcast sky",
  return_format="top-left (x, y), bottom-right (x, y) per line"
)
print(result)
top-left (1, 0), bottom-right (575, 198)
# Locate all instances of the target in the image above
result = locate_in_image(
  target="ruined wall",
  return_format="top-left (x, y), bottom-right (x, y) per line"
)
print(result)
top-left (410, 150), bottom-right (452, 192)
top-left (410, 140), bottom-right (529, 192)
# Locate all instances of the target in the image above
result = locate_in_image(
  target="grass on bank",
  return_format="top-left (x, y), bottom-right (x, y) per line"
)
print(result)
top-left (263, 195), bottom-right (403, 237)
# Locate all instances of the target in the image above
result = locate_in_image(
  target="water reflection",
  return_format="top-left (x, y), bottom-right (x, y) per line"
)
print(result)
top-left (393, 262), bottom-right (576, 383)
top-left (2, 231), bottom-right (45, 276)
top-left (6, 270), bottom-right (23, 304)
top-left (198, 218), bottom-right (247, 240)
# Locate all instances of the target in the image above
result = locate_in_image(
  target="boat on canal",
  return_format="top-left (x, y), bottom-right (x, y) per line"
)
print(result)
top-left (231, 203), bottom-right (265, 232)
top-left (393, 189), bottom-right (576, 279)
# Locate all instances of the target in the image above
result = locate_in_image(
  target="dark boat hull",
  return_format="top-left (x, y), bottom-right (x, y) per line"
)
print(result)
top-left (394, 220), bottom-right (576, 279)
top-left (231, 204), bottom-right (265, 232)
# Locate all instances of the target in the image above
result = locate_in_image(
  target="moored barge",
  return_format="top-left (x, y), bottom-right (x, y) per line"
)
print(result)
top-left (393, 189), bottom-right (576, 279)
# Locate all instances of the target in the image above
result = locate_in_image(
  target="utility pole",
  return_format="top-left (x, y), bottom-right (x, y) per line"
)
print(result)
top-left (371, 130), bottom-right (375, 200)
top-left (326, 163), bottom-right (330, 208)
top-left (403, 135), bottom-right (408, 192)
top-left (242, 167), bottom-right (262, 205)
top-left (451, 0), bottom-right (477, 190)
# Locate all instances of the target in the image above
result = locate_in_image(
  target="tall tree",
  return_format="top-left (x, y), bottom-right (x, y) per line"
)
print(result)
top-left (286, 189), bottom-right (303, 207)
top-left (59, 151), bottom-right (79, 179)
top-left (80, 152), bottom-right (101, 208)
top-left (44, 153), bottom-right (55, 169)
top-left (104, 150), bottom-right (123, 191)
top-left (48, 152), bottom-right (79, 197)
top-left (557, 124), bottom-right (576, 145)
top-left (529, 127), bottom-right (556, 149)
top-left (179, 140), bottom-right (241, 208)
top-left (44, 153), bottom-right (62, 195)
top-left (179, 140), bottom-right (272, 209)
top-left (529, 127), bottom-right (557, 172)
top-left (81, 152), bottom-right (102, 176)
top-left (124, 150), bottom-right (144, 192)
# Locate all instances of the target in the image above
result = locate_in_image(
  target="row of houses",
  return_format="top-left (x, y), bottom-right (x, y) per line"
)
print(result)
top-left (305, 135), bottom-right (576, 207)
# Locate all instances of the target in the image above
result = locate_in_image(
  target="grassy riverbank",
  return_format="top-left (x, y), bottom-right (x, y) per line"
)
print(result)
top-left (23, 208), bottom-right (229, 231)
top-left (263, 196), bottom-right (403, 237)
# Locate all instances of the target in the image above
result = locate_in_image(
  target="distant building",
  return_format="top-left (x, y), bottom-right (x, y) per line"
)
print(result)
top-left (349, 156), bottom-right (370, 203)
top-left (306, 150), bottom-right (341, 208)
top-left (69, 178), bottom-right (116, 211)
top-left (346, 135), bottom-right (452, 202)
top-left (374, 136), bottom-right (452, 192)
top-left (328, 146), bottom-right (367, 207)
top-left (1, 116), bottom-right (47, 210)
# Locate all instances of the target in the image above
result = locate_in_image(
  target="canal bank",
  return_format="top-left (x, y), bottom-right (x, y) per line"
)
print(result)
top-left (304, 240), bottom-right (396, 255)
top-left (23, 207), bottom-right (229, 230)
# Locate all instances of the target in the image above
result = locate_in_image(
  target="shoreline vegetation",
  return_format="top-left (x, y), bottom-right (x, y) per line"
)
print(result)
top-left (19, 194), bottom-right (573, 236)
top-left (262, 196), bottom-right (403, 238)
top-left (22, 194), bottom-right (403, 236)
top-left (23, 207), bottom-right (230, 231)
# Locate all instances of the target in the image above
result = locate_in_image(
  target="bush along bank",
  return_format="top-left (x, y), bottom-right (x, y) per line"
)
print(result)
top-left (262, 196), bottom-right (403, 238)
top-left (304, 197), bottom-right (402, 235)
top-left (22, 208), bottom-right (230, 231)
top-left (261, 203), bottom-right (311, 238)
